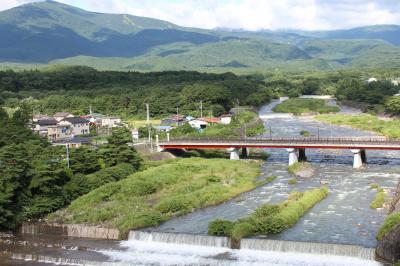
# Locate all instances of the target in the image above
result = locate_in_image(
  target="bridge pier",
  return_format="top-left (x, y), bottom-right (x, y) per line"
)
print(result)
top-left (351, 149), bottom-right (367, 169)
top-left (298, 148), bottom-right (307, 162)
top-left (228, 148), bottom-right (240, 160)
top-left (287, 148), bottom-right (298, 166)
top-left (242, 147), bottom-right (250, 158)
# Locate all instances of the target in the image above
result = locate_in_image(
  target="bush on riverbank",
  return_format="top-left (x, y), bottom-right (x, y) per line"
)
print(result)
top-left (288, 162), bottom-right (313, 177)
top-left (208, 188), bottom-right (328, 240)
top-left (370, 185), bottom-right (385, 209)
top-left (273, 98), bottom-right (339, 115)
top-left (377, 212), bottom-right (400, 240)
top-left (49, 158), bottom-right (261, 235)
top-left (316, 114), bottom-right (400, 138)
top-left (288, 178), bottom-right (298, 185)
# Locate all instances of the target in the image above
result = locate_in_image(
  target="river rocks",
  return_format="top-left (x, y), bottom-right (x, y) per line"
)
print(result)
top-left (376, 223), bottom-right (400, 263)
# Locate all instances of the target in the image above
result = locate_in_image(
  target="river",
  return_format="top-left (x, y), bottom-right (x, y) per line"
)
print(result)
top-left (1, 101), bottom-right (398, 265)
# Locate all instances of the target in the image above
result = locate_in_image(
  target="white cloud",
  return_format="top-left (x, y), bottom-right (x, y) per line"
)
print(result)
top-left (0, 0), bottom-right (400, 30)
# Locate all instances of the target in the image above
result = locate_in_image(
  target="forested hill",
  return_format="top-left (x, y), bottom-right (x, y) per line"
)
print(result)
top-left (1, 1), bottom-right (400, 71)
top-left (0, 67), bottom-right (273, 117)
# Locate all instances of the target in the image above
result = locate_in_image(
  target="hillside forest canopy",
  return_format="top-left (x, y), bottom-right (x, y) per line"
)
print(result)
top-left (0, 66), bottom-right (399, 118)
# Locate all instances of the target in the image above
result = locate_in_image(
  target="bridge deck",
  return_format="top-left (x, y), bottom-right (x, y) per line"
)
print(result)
top-left (159, 137), bottom-right (400, 150)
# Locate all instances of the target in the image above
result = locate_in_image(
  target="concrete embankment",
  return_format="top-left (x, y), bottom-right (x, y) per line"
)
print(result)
top-left (19, 222), bottom-right (120, 240)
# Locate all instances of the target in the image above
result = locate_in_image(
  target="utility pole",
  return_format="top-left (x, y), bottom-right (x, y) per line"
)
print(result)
top-left (200, 101), bottom-right (203, 118)
top-left (146, 103), bottom-right (151, 142)
top-left (65, 144), bottom-right (70, 168)
top-left (177, 107), bottom-right (179, 125)
top-left (269, 125), bottom-right (272, 139)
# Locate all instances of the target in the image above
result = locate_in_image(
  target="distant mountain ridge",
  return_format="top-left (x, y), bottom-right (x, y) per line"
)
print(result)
top-left (0, 1), bottom-right (400, 71)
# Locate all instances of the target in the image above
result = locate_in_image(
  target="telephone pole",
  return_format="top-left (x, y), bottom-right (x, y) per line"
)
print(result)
top-left (146, 103), bottom-right (151, 142)
top-left (200, 101), bottom-right (203, 118)
top-left (176, 107), bottom-right (179, 127)
top-left (65, 144), bottom-right (70, 168)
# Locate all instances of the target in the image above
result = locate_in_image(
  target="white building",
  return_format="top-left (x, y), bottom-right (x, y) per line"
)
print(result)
top-left (100, 116), bottom-right (122, 128)
top-left (34, 119), bottom-right (58, 136)
top-left (47, 124), bottom-right (73, 142)
top-left (220, 114), bottom-right (232, 125)
top-left (367, 77), bottom-right (378, 83)
top-left (61, 117), bottom-right (90, 136)
top-left (189, 119), bottom-right (208, 130)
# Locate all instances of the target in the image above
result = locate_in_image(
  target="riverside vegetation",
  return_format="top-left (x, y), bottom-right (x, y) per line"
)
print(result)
top-left (316, 114), bottom-right (400, 138)
top-left (49, 158), bottom-right (261, 235)
top-left (208, 188), bottom-right (328, 240)
top-left (370, 184), bottom-right (385, 209)
top-left (273, 98), bottom-right (340, 115)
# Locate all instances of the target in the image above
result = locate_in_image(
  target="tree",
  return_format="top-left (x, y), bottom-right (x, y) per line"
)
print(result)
top-left (385, 96), bottom-right (400, 115)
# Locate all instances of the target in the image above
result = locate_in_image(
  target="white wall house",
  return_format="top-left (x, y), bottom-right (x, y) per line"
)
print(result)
top-left (189, 119), bottom-right (208, 130)
top-left (100, 116), bottom-right (122, 128)
top-left (220, 114), bottom-right (232, 125)
top-left (47, 125), bottom-right (72, 142)
top-left (33, 119), bottom-right (58, 137)
top-left (61, 117), bottom-right (90, 136)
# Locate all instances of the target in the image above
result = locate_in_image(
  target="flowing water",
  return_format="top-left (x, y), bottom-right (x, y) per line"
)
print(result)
top-left (1, 101), bottom-right (398, 265)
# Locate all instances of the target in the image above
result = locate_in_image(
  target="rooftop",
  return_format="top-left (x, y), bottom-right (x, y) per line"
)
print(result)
top-left (62, 117), bottom-right (90, 124)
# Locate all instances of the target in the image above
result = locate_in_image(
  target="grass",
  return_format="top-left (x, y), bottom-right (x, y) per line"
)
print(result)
top-left (273, 98), bottom-right (340, 115)
top-left (316, 114), bottom-right (400, 138)
top-left (377, 212), bottom-right (400, 240)
top-left (126, 119), bottom-right (161, 128)
top-left (288, 162), bottom-right (312, 175)
top-left (288, 178), bottom-right (298, 185)
top-left (49, 158), bottom-right (261, 235)
top-left (370, 184), bottom-right (385, 209)
top-left (208, 187), bottom-right (328, 240)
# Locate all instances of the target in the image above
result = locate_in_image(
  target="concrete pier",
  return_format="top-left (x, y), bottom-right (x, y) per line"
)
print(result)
top-left (351, 149), bottom-right (367, 168)
top-left (287, 148), bottom-right (298, 166)
top-left (229, 148), bottom-right (240, 160)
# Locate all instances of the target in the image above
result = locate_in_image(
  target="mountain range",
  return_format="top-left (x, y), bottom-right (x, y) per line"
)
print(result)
top-left (1, 0), bottom-right (400, 72)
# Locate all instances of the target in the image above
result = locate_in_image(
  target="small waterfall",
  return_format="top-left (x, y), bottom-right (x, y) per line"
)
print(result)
top-left (128, 231), bottom-right (230, 248)
top-left (241, 239), bottom-right (376, 260)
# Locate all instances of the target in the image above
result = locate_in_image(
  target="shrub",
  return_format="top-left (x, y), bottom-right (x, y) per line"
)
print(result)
top-left (370, 183), bottom-right (380, 189)
top-left (155, 195), bottom-right (193, 214)
top-left (208, 219), bottom-right (234, 236)
top-left (377, 212), bottom-right (400, 240)
top-left (231, 222), bottom-right (255, 240)
top-left (288, 178), bottom-right (298, 185)
top-left (370, 188), bottom-right (385, 209)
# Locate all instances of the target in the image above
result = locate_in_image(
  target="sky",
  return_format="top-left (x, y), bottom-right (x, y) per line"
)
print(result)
top-left (1, 0), bottom-right (400, 31)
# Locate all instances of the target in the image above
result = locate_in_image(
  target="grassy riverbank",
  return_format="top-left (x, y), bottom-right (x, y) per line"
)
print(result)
top-left (370, 184), bottom-right (385, 209)
top-left (273, 98), bottom-right (339, 115)
top-left (316, 114), bottom-right (400, 138)
top-left (208, 187), bottom-right (328, 240)
top-left (48, 158), bottom-right (261, 235)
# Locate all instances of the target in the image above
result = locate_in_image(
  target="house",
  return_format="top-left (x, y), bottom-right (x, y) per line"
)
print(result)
top-left (47, 124), bottom-right (73, 142)
top-left (61, 117), bottom-right (90, 136)
top-left (33, 119), bottom-right (58, 136)
top-left (52, 137), bottom-right (90, 148)
top-left (100, 116), bottom-right (122, 128)
top-left (33, 114), bottom-right (52, 122)
top-left (199, 117), bottom-right (221, 124)
top-left (153, 125), bottom-right (174, 132)
top-left (220, 114), bottom-right (232, 125)
top-left (161, 115), bottom-right (186, 126)
top-left (54, 112), bottom-right (74, 121)
top-left (189, 119), bottom-right (208, 130)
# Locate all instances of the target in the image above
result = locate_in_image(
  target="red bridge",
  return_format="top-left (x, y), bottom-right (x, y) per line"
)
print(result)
top-left (158, 137), bottom-right (400, 168)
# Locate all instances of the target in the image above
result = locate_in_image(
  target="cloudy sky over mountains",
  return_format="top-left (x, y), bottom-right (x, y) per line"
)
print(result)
top-left (1, 0), bottom-right (400, 30)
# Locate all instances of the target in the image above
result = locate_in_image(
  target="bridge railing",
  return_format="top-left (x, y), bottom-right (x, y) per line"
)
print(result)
top-left (159, 136), bottom-right (400, 145)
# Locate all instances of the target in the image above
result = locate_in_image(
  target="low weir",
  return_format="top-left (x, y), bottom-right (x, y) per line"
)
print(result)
top-left (127, 231), bottom-right (377, 261)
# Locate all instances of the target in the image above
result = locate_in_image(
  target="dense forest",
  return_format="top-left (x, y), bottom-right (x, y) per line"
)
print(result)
top-left (0, 108), bottom-right (142, 230)
top-left (1, 66), bottom-right (399, 118)
top-left (0, 66), bottom-right (273, 118)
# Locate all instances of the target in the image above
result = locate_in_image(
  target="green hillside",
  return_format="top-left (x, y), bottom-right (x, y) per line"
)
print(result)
top-left (0, 1), bottom-right (400, 71)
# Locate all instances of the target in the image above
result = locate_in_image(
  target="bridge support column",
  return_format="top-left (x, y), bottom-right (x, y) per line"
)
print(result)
top-left (298, 148), bottom-right (307, 162)
top-left (228, 148), bottom-right (240, 160)
top-left (242, 148), bottom-right (250, 158)
top-left (156, 135), bottom-right (164, 152)
top-left (351, 149), bottom-right (366, 169)
top-left (287, 148), bottom-right (298, 166)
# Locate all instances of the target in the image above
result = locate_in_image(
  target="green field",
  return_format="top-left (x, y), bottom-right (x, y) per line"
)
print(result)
top-left (273, 98), bottom-right (340, 115)
top-left (49, 158), bottom-right (261, 235)
top-left (316, 114), bottom-right (400, 138)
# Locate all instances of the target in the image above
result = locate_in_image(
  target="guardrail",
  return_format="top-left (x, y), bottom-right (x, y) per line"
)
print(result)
top-left (159, 137), bottom-right (400, 146)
